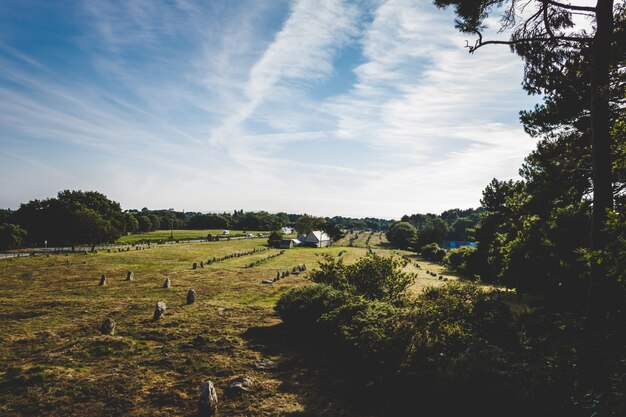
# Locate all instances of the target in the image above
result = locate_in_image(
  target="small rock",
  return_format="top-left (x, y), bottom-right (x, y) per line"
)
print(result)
top-left (153, 301), bottom-right (167, 321)
top-left (187, 288), bottom-right (197, 304)
top-left (193, 262), bottom-right (198, 270)
top-left (226, 376), bottom-right (256, 396)
top-left (193, 335), bottom-right (207, 346)
top-left (99, 274), bottom-right (107, 286)
top-left (261, 279), bottom-right (274, 284)
top-left (99, 318), bottom-right (116, 335)
top-left (200, 261), bottom-right (204, 268)
top-left (217, 308), bottom-right (225, 316)
top-left (126, 271), bottom-right (134, 281)
top-left (163, 278), bottom-right (171, 288)
top-left (252, 358), bottom-right (276, 370)
top-left (198, 380), bottom-right (218, 416)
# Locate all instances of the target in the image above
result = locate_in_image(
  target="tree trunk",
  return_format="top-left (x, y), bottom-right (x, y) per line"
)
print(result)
top-left (588, 0), bottom-right (614, 317)
top-left (584, 0), bottom-right (614, 390)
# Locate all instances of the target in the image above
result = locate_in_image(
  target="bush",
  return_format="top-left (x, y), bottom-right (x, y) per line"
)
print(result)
top-left (420, 242), bottom-right (446, 262)
top-left (309, 254), bottom-right (414, 303)
top-left (275, 284), bottom-right (349, 327)
top-left (445, 246), bottom-right (480, 278)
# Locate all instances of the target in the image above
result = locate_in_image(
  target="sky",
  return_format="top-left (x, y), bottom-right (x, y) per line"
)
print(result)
top-left (0, 0), bottom-right (542, 219)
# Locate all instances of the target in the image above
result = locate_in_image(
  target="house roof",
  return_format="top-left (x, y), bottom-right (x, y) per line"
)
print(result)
top-left (305, 230), bottom-right (330, 242)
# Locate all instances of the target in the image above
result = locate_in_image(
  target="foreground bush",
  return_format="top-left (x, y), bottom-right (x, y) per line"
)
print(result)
top-left (309, 254), bottom-right (414, 303)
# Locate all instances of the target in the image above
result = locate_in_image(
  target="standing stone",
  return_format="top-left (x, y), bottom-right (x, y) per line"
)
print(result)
top-left (198, 380), bottom-right (218, 416)
top-left (99, 318), bottom-right (116, 335)
top-left (163, 278), bottom-right (171, 288)
top-left (99, 274), bottom-right (107, 286)
top-left (200, 261), bottom-right (204, 268)
top-left (187, 289), bottom-right (197, 304)
top-left (126, 271), bottom-right (134, 281)
top-left (193, 262), bottom-right (198, 270)
top-left (153, 301), bottom-right (167, 321)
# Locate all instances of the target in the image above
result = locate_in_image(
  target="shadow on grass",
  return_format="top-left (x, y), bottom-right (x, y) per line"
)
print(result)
top-left (243, 323), bottom-right (380, 417)
top-left (244, 323), bottom-right (533, 417)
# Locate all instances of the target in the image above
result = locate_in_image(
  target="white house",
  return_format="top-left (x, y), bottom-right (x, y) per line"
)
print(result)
top-left (281, 226), bottom-right (293, 234)
top-left (303, 230), bottom-right (331, 247)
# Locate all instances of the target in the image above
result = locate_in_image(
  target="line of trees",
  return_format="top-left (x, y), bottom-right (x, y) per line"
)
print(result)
top-left (386, 207), bottom-right (483, 250)
top-left (0, 193), bottom-right (393, 249)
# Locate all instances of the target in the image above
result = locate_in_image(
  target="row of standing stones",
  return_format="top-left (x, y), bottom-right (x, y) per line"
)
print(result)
top-left (261, 264), bottom-right (307, 284)
top-left (192, 248), bottom-right (271, 270)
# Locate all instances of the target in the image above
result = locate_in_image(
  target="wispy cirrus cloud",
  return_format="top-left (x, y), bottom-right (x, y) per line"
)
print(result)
top-left (0, 0), bottom-right (540, 217)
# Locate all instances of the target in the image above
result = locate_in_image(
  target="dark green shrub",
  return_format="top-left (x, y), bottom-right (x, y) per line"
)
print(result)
top-left (318, 297), bottom-right (411, 367)
top-left (420, 242), bottom-right (446, 262)
top-left (309, 254), bottom-right (413, 303)
top-left (274, 284), bottom-right (349, 327)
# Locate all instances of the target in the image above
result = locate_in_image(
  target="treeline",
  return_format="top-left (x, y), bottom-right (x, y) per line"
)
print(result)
top-left (129, 210), bottom-right (394, 234)
top-left (386, 207), bottom-right (483, 250)
top-left (0, 193), bottom-right (393, 249)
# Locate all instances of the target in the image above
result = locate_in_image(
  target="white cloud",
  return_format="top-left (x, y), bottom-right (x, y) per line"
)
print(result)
top-left (0, 0), bottom-right (542, 218)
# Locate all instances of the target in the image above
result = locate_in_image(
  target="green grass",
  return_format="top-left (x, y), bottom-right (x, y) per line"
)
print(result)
top-left (0, 239), bottom-right (381, 416)
top-left (0, 236), bottom-right (473, 417)
top-left (117, 229), bottom-right (270, 244)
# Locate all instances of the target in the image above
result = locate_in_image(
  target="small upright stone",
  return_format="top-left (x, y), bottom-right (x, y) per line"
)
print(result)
top-left (163, 278), bottom-right (171, 288)
top-left (187, 289), bottom-right (197, 304)
top-left (198, 380), bottom-right (218, 416)
top-left (153, 301), bottom-right (167, 321)
top-left (99, 318), bottom-right (116, 335)
top-left (200, 261), bottom-right (205, 268)
top-left (126, 271), bottom-right (134, 281)
top-left (99, 274), bottom-right (107, 286)
top-left (192, 262), bottom-right (198, 270)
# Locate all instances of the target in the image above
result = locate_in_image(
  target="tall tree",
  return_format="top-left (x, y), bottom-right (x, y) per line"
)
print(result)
top-left (433, 0), bottom-right (617, 313)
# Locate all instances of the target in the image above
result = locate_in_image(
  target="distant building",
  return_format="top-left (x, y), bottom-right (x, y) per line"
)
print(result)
top-left (222, 230), bottom-right (230, 235)
top-left (303, 231), bottom-right (331, 248)
top-left (281, 226), bottom-right (293, 234)
top-left (442, 241), bottom-right (477, 249)
top-left (279, 238), bottom-right (301, 249)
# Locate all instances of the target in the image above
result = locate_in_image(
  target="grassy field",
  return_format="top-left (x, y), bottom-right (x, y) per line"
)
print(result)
top-left (117, 229), bottom-right (271, 244)
top-left (0, 235), bottom-right (463, 417)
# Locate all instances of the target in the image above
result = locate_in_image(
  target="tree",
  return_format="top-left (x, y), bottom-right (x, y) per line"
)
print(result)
top-left (321, 221), bottom-right (344, 242)
top-left (147, 214), bottom-right (161, 231)
top-left (124, 214), bottom-right (139, 233)
top-left (295, 214), bottom-right (325, 235)
top-left (433, 0), bottom-right (618, 314)
top-left (14, 190), bottom-right (125, 246)
top-left (267, 230), bottom-right (284, 248)
top-left (386, 221), bottom-right (418, 249)
top-left (136, 215), bottom-right (152, 232)
top-left (0, 224), bottom-right (27, 250)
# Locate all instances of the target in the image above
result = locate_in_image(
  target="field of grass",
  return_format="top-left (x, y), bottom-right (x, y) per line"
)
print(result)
top-left (3, 238), bottom-right (451, 416)
top-left (117, 229), bottom-right (270, 244)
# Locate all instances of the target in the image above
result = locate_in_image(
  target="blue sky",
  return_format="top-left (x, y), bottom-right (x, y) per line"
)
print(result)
top-left (0, 0), bottom-right (540, 219)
